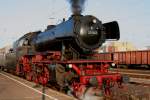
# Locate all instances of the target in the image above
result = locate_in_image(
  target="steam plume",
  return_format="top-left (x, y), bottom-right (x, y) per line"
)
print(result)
top-left (68, 0), bottom-right (86, 15)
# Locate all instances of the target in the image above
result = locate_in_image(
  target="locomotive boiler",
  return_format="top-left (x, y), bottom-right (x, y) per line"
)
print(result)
top-left (32, 15), bottom-right (120, 52)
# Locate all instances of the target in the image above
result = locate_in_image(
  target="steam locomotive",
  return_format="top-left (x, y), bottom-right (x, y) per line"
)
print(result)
top-left (0, 15), bottom-right (122, 98)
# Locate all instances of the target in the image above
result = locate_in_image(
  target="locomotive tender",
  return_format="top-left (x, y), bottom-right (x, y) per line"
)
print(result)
top-left (0, 14), bottom-right (122, 98)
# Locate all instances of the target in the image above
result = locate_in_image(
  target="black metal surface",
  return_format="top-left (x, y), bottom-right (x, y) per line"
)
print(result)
top-left (103, 21), bottom-right (120, 40)
top-left (11, 14), bottom-right (120, 56)
top-left (74, 15), bottom-right (105, 50)
top-left (32, 15), bottom-right (107, 51)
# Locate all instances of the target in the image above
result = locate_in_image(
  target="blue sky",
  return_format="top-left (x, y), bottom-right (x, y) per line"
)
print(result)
top-left (0, 0), bottom-right (150, 49)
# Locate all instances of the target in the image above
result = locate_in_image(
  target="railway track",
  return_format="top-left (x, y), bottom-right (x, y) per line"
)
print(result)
top-left (111, 68), bottom-right (150, 79)
top-left (110, 68), bottom-right (150, 86)
top-left (112, 68), bottom-right (150, 74)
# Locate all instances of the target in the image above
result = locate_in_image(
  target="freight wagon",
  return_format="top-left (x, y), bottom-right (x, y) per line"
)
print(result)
top-left (114, 50), bottom-right (150, 68)
top-left (94, 50), bottom-right (150, 68)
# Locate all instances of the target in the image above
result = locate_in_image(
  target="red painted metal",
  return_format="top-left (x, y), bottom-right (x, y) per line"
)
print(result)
top-left (131, 51), bottom-right (136, 64)
top-left (122, 52), bottom-right (126, 64)
top-left (148, 51), bottom-right (150, 65)
top-left (72, 64), bottom-right (81, 75)
top-left (15, 51), bottom-right (122, 97)
top-left (126, 52), bottom-right (131, 64)
top-left (142, 51), bottom-right (148, 64)
top-left (18, 56), bottom-right (33, 81)
top-left (113, 52), bottom-right (118, 62)
top-left (119, 52), bottom-right (123, 64)
top-left (136, 51), bottom-right (142, 64)
top-left (69, 62), bottom-right (122, 96)
top-left (35, 65), bottom-right (49, 85)
top-left (101, 63), bottom-right (109, 73)
top-left (21, 56), bottom-right (31, 73)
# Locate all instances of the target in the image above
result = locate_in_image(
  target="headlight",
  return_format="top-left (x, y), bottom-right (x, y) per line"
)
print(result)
top-left (93, 19), bottom-right (97, 23)
top-left (111, 63), bottom-right (116, 67)
top-left (68, 64), bottom-right (72, 68)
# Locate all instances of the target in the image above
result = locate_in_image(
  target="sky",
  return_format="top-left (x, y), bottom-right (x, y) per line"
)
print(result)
top-left (0, 0), bottom-right (150, 49)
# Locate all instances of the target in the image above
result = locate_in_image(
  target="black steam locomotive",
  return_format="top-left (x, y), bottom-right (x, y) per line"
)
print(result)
top-left (0, 14), bottom-right (122, 98)
top-left (4, 15), bottom-right (120, 69)
top-left (15, 15), bottom-right (119, 51)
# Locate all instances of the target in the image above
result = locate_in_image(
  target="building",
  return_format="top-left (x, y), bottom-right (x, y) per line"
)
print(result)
top-left (98, 41), bottom-right (136, 53)
top-left (0, 45), bottom-right (12, 54)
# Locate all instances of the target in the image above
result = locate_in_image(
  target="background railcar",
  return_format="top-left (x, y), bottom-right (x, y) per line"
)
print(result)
top-left (0, 46), bottom-right (12, 69)
top-left (96, 50), bottom-right (150, 68)
top-left (0, 52), bottom-right (6, 67)
top-left (114, 50), bottom-right (150, 68)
